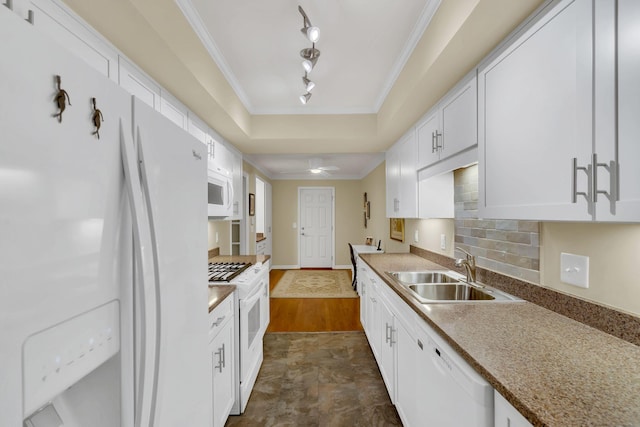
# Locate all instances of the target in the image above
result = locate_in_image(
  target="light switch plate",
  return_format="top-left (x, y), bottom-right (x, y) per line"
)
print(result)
top-left (440, 234), bottom-right (446, 250)
top-left (560, 252), bottom-right (589, 288)
top-left (414, 230), bottom-right (419, 242)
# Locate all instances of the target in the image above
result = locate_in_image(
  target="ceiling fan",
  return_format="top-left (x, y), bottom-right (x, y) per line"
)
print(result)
top-left (280, 157), bottom-right (339, 176)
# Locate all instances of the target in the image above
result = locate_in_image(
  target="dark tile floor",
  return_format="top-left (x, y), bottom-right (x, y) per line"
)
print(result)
top-left (225, 332), bottom-right (402, 426)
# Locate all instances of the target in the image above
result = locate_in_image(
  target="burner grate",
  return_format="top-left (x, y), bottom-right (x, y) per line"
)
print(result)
top-left (208, 262), bottom-right (252, 282)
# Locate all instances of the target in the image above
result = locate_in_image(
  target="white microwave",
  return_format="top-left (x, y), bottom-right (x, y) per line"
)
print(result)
top-left (207, 166), bottom-right (233, 217)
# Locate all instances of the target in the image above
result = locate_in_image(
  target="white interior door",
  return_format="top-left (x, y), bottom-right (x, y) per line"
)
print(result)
top-left (299, 188), bottom-right (334, 268)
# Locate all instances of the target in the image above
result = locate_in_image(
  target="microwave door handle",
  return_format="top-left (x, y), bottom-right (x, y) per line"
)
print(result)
top-left (226, 178), bottom-right (234, 211)
top-left (135, 125), bottom-right (163, 427)
top-left (120, 120), bottom-right (159, 427)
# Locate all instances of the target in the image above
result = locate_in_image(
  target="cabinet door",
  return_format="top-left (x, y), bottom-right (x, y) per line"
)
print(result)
top-left (478, 0), bottom-right (593, 220)
top-left (596, 0), bottom-right (640, 221)
top-left (385, 148), bottom-right (401, 217)
top-left (417, 111), bottom-right (441, 169)
top-left (399, 131), bottom-right (418, 218)
top-left (118, 57), bottom-right (161, 111)
top-left (377, 299), bottom-right (395, 402)
top-left (365, 276), bottom-right (381, 358)
top-left (494, 391), bottom-right (532, 427)
top-left (211, 320), bottom-right (235, 427)
top-left (440, 75), bottom-right (477, 159)
top-left (394, 317), bottom-right (417, 426)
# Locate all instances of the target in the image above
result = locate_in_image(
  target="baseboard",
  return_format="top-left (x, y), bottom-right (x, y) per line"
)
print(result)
top-left (272, 264), bottom-right (352, 270)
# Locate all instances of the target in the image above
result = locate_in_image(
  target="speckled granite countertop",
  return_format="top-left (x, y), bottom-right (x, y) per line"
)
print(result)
top-left (208, 285), bottom-right (235, 313)
top-left (360, 253), bottom-right (640, 427)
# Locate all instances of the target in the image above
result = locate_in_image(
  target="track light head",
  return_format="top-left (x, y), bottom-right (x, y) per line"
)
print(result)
top-left (299, 93), bottom-right (312, 105)
top-left (302, 75), bottom-right (315, 92)
top-left (300, 47), bottom-right (320, 73)
top-left (301, 26), bottom-right (320, 43)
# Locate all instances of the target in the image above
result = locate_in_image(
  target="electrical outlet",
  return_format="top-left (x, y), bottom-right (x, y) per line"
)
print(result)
top-left (414, 230), bottom-right (419, 242)
top-left (560, 252), bottom-right (589, 288)
top-left (440, 234), bottom-right (446, 250)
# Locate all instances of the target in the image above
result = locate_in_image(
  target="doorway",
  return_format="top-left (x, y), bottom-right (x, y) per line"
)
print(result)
top-left (298, 187), bottom-right (334, 268)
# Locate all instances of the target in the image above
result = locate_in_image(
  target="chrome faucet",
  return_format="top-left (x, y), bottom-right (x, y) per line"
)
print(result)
top-left (455, 247), bottom-right (476, 284)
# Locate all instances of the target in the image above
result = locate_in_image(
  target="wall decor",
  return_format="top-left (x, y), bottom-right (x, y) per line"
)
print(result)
top-left (366, 201), bottom-right (370, 219)
top-left (390, 218), bottom-right (405, 242)
top-left (364, 211), bottom-right (367, 228)
top-left (53, 75), bottom-right (71, 123)
top-left (249, 193), bottom-right (255, 216)
top-left (91, 98), bottom-right (104, 139)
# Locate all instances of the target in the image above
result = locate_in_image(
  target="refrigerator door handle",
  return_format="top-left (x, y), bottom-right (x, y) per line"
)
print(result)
top-left (135, 125), bottom-right (163, 427)
top-left (120, 120), bottom-right (159, 427)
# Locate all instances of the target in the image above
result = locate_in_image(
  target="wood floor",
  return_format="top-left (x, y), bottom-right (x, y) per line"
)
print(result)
top-left (267, 269), bottom-right (363, 333)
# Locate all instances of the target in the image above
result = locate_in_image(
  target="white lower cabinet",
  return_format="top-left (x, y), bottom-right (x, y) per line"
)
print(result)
top-left (377, 297), bottom-right (396, 401)
top-left (495, 391), bottom-right (533, 427)
top-left (361, 263), bottom-right (496, 427)
top-left (209, 293), bottom-right (236, 427)
top-left (393, 306), bottom-right (419, 426)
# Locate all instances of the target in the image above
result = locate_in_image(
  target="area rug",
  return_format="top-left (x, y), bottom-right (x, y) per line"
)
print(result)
top-left (271, 270), bottom-right (357, 298)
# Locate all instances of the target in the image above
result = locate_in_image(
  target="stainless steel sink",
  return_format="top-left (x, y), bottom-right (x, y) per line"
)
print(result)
top-left (386, 270), bottom-right (461, 284)
top-left (408, 283), bottom-right (495, 302)
top-left (385, 270), bottom-right (522, 303)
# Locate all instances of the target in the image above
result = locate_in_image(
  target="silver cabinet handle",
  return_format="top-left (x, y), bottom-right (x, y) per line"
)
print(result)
top-left (572, 157), bottom-right (591, 203)
top-left (211, 315), bottom-right (225, 328)
top-left (435, 130), bottom-right (443, 152)
top-left (214, 347), bottom-right (223, 373)
top-left (221, 343), bottom-right (226, 369)
top-left (431, 131), bottom-right (437, 153)
top-left (592, 153), bottom-right (618, 203)
top-left (417, 339), bottom-right (423, 350)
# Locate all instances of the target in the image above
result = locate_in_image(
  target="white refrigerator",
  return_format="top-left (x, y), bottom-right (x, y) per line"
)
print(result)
top-left (0, 7), bottom-right (211, 427)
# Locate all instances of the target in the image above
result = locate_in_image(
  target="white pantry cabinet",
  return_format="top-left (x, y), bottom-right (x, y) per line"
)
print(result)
top-left (479, 0), bottom-right (640, 222)
top-left (494, 391), bottom-right (533, 427)
top-left (386, 129), bottom-right (418, 218)
top-left (417, 73), bottom-right (477, 170)
top-left (229, 148), bottom-right (244, 220)
top-left (209, 293), bottom-right (236, 427)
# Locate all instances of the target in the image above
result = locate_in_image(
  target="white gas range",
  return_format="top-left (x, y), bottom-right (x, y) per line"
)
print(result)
top-left (208, 259), bottom-right (270, 414)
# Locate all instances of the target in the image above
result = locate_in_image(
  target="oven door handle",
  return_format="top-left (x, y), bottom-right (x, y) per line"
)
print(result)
top-left (241, 281), bottom-right (265, 308)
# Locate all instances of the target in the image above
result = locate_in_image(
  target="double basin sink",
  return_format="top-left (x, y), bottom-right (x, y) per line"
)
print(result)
top-left (386, 271), bottom-right (521, 303)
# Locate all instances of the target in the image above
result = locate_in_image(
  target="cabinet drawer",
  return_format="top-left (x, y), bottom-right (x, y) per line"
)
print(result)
top-left (209, 293), bottom-right (234, 342)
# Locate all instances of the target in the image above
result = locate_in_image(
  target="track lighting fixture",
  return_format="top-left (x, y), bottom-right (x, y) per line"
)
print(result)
top-left (298, 6), bottom-right (320, 104)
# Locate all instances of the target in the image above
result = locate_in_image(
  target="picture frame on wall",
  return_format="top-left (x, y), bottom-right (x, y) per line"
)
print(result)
top-left (249, 193), bottom-right (255, 216)
top-left (390, 218), bottom-right (405, 242)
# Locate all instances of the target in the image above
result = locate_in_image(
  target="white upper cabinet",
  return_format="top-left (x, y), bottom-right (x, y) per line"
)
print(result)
top-left (595, 0), bottom-right (640, 221)
top-left (26, 0), bottom-right (119, 82)
top-left (479, 0), bottom-right (639, 222)
top-left (417, 73), bottom-right (477, 171)
top-left (118, 57), bottom-right (161, 111)
top-left (386, 129), bottom-right (418, 218)
top-left (160, 91), bottom-right (189, 130)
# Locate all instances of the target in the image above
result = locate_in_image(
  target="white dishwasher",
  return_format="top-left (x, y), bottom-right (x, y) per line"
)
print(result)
top-left (416, 320), bottom-right (494, 426)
